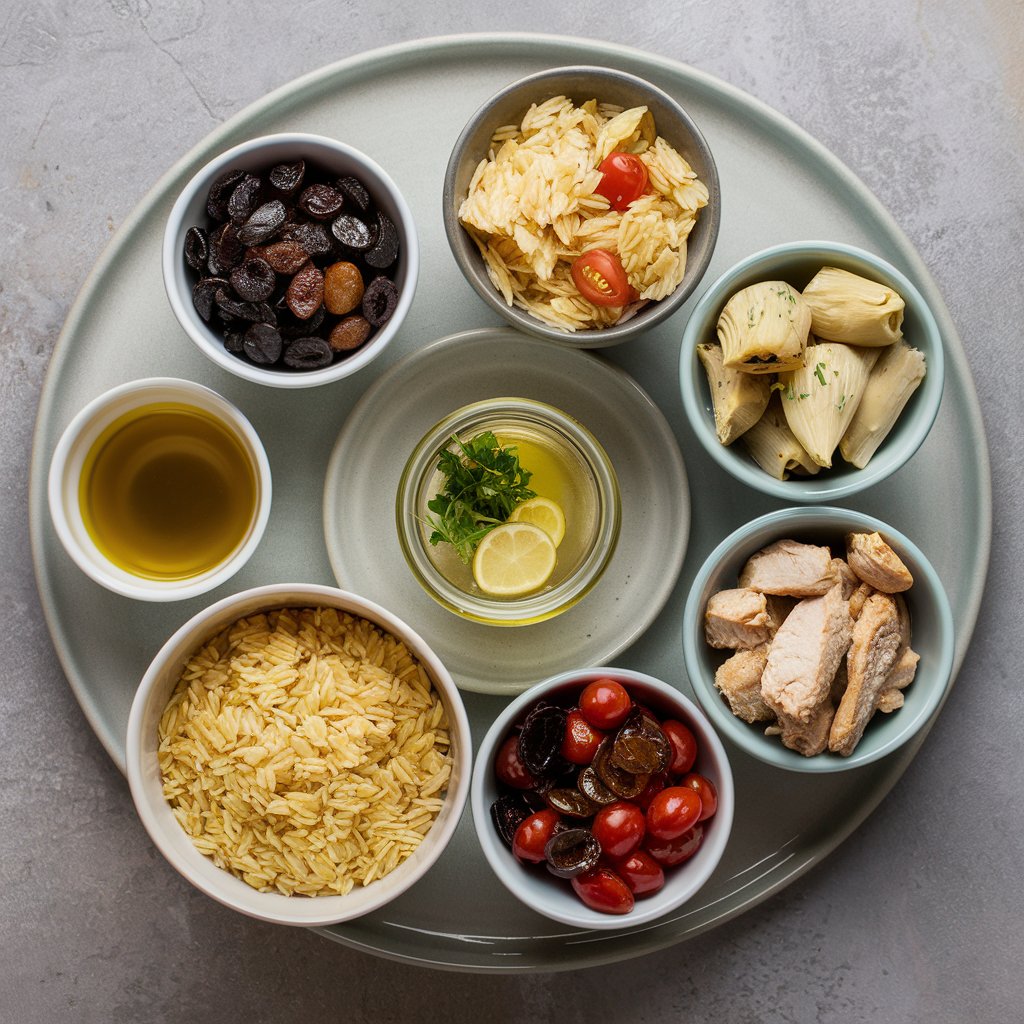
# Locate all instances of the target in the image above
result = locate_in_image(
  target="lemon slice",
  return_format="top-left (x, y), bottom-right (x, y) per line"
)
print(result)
top-left (472, 522), bottom-right (557, 596)
top-left (508, 497), bottom-right (566, 548)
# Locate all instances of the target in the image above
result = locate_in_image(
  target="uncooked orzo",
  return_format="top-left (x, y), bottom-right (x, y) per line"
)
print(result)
top-left (158, 607), bottom-right (453, 896)
top-left (458, 96), bottom-right (709, 331)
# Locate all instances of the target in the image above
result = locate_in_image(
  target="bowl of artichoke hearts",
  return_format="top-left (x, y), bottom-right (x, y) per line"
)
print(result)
top-left (678, 242), bottom-right (944, 502)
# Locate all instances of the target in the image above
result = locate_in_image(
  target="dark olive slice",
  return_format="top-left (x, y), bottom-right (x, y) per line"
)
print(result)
top-left (242, 323), bottom-right (283, 365)
top-left (490, 794), bottom-right (532, 850)
top-left (336, 175), bottom-right (371, 213)
top-left (330, 213), bottom-right (373, 251)
top-left (228, 174), bottom-right (262, 224)
top-left (543, 787), bottom-right (597, 819)
top-left (215, 290), bottom-right (276, 325)
top-left (364, 210), bottom-right (399, 268)
top-left (269, 159), bottom-right (305, 194)
top-left (610, 708), bottom-right (672, 775)
top-left (183, 226), bottom-right (208, 272)
top-left (283, 220), bottom-right (333, 257)
top-left (544, 829), bottom-right (601, 879)
top-left (362, 276), bottom-right (398, 327)
top-left (577, 765), bottom-right (619, 806)
top-left (299, 183), bottom-right (345, 220)
top-left (237, 199), bottom-right (287, 245)
top-left (206, 168), bottom-right (246, 220)
top-left (593, 736), bottom-right (650, 800)
top-left (229, 257), bottom-right (276, 303)
top-left (207, 221), bottom-right (244, 275)
top-left (223, 330), bottom-right (245, 354)
top-left (283, 336), bottom-right (333, 369)
top-left (191, 276), bottom-right (229, 322)
top-left (517, 703), bottom-right (568, 778)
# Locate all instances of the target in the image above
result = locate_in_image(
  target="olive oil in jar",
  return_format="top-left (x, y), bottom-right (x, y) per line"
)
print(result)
top-left (79, 403), bottom-right (258, 581)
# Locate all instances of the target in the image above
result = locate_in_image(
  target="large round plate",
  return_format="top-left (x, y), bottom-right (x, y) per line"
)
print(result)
top-left (323, 328), bottom-right (688, 694)
top-left (29, 35), bottom-right (990, 972)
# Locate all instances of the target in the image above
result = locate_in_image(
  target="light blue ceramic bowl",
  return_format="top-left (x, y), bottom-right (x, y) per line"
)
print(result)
top-left (679, 242), bottom-right (944, 501)
top-left (682, 507), bottom-right (955, 773)
top-left (471, 667), bottom-right (734, 930)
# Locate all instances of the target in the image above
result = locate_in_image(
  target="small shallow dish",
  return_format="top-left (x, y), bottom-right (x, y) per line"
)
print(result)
top-left (682, 507), bottom-right (955, 773)
top-left (396, 396), bottom-right (620, 626)
top-left (472, 667), bottom-right (734, 930)
top-left (126, 583), bottom-right (471, 927)
top-left (163, 132), bottom-right (418, 388)
top-left (443, 65), bottom-right (720, 348)
top-left (679, 241), bottom-right (944, 502)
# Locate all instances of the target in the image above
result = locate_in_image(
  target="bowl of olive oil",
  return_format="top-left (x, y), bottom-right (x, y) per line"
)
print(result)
top-left (49, 378), bottom-right (271, 601)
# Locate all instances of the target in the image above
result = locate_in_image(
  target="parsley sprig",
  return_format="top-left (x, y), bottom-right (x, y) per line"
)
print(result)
top-left (425, 431), bottom-right (536, 564)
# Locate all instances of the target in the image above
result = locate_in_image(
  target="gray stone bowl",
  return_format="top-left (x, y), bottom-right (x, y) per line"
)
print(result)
top-left (443, 66), bottom-right (720, 348)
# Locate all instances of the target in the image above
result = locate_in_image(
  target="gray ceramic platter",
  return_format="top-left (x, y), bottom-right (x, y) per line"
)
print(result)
top-left (29, 35), bottom-right (990, 973)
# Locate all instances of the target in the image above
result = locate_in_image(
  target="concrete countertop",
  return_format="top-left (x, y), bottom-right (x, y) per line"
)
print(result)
top-left (2, 3), bottom-right (1021, 1022)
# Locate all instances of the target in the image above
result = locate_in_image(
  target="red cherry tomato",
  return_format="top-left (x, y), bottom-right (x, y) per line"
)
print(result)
top-left (494, 734), bottom-right (538, 790)
top-left (635, 772), bottom-right (668, 811)
top-left (645, 823), bottom-right (705, 867)
top-left (560, 709), bottom-right (605, 765)
top-left (682, 773), bottom-right (718, 821)
top-left (594, 151), bottom-right (649, 211)
top-left (571, 249), bottom-right (633, 308)
top-left (512, 809), bottom-right (561, 864)
top-left (662, 720), bottom-right (698, 776)
top-left (579, 678), bottom-right (632, 730)
top-left (612, 849), bottom-right (665, 897)
top-left (592, 801), bottom-right (646, 859)
top-left (646, 786), bottom-right (702, 840)
top-left (571, 866), bottom-right (635, 915)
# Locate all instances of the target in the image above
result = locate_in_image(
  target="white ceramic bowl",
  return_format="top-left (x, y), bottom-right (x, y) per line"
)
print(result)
top-left (163, 133), bottom-right (418, 388)
top-left (472, 667), bottom-right (734, 930)
top-left (126, 583), bottom-right (472, 927)
top-left (47, 377), bottom-right (271, 601)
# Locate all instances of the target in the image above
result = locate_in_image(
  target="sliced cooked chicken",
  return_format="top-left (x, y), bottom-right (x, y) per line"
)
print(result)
top-left (760, 583), bottom-right (853, 722)
top-left (739, 539), bottom-right (837, 597)
top-left (775, 701), bottom-right (835, 757)
top-left (714, 644), bottom-right (774, 723)
top-left (831, 557), bottom-right (860, 600)
top-left (704, 588), bottom-right (775, 650)
top-left (845, 532), bottom-right (913, 593)
top-left (848, 581), bottom-right (874, 620)
top-left (829, 592), bottom-right (903, 755)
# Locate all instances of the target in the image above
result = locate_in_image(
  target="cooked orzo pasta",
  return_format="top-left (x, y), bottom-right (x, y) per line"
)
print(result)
top-left (458, 95), bottom-right (709, 331)
top-left (158, 607), bottom-right (453, 896)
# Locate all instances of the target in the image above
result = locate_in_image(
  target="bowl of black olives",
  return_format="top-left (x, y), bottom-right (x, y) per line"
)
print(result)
top-left (163, 133), bottom-right (418, 388)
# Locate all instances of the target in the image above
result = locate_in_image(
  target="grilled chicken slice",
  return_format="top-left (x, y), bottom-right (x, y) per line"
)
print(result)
top-left (761, 583), bottom-right (853, 722)
top-left (831, 557), bottom-right (860, 600)
top-left (845, 532), bottom-right (913, 593)
top-left (714, 644), bottom-right (774, 723)
top-left (848, 581), bottom-right (874, 620)
top-left (877, 594), bottom-right (918, 712)
top-left (704, 588), bottom-right (775, 650)
top-left (770, 701), bottom-right (836, 757)
top-left (739, 539), bottom-right (837, 597)
top-left (829, 592), bottom-right (903, 755)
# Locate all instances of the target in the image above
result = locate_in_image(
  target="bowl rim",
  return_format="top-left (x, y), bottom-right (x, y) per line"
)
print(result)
top-left (681, 506), bottom-right (956, 773)
top-left (125, 582), bottom-right (472, 926)
top-left (470, 666), bottom-right (735, 929)
top-left (442, 64), bottom-right (721, 348)
top-left (161, 131), bottom-right (419, 389)
top-left (678, 240), bottom-right (945, 501)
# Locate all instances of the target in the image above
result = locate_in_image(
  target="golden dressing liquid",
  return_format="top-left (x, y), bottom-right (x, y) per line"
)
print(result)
top-left (79, 403), bottom-right (257, 581)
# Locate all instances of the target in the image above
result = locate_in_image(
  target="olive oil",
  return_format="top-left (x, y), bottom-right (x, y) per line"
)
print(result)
top-left (79, 403), bottom-right (257, 581)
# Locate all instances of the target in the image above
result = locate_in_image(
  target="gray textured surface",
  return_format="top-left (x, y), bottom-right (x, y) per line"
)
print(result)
top-left (2, 3), bottom-right (1022, 1022)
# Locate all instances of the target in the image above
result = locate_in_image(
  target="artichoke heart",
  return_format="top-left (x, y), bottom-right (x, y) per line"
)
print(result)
top-left (696, 342), bottom-right (772, 445)
top-left (802, 267), bottom-right (905, 346)
top-left (778, 342), bottom-right (880, 468)
top-left (717, 281), bottom-right (811, 374)
top-left (839, 340), bottom-right (926, 468)
top-left (743, 395), bottom-right (821, 479)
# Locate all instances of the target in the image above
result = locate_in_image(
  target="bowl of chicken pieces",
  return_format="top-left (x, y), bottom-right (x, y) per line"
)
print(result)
top-left (682, 507), bottom-right (955, 771)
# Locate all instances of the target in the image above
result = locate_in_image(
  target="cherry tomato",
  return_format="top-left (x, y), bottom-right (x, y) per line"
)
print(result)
top-left (646, 786), bottom-right (702, 840)
top-left (571, 249), bottom-right (633, 307)
top-left (571, 866), bottom-right (635, 915)
top-left (635, 772), bottom-right (668, 811)
top-left (579, 677), bottom-right (632, 730)
top-left (594, 151), bottom-right (649, 211)
top-left (494, 734), bottom-right (538, 790)
top-left (682, 773), bottom-right (718, 821)
top-left (644, 823), bottom-right (705, 867)
top-left (662, 720), bottom-right (698, 776)
top-left (592, 801), bottom-right (646, 859)
top-left (560, 709), bottom-right (605, 765)
top-left (612, 849), bottom-right (665, 897)
top-left (512, 809), bottom-right (561, 864)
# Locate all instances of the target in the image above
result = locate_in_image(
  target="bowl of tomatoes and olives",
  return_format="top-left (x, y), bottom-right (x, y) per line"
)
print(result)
top-left (443, 66), bottom-right (720, 348)
top-left (470, 667), bottom-right (734, 929)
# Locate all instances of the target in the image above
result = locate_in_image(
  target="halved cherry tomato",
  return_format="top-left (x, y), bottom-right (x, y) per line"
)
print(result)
top-left (579, 678), bottom-right (632, 730)
top-left (662, 720), bottom-right (698, 776)
top-left (571, 249), bottom-right (632, 307)
top-left (592, 801), bottom-right (646, 859)
top-left (494, 734), bottom-right (538, 790)
top-left (512, 809), bottom-right (561, 864)
top-left (646, 786), bottom-right (702, 840)
top-left (645, 823), bottom-right (705, 867)
top-left (571, 866), bottom-right (635, 915)
top-left (612, 849), bottom-right (665, 897)
top-left (595, 151), bottom-right (649, 211)
top-left (560, 709), bottom-right (605, 765)
top-left (681, 773), bottom-right (718, 821)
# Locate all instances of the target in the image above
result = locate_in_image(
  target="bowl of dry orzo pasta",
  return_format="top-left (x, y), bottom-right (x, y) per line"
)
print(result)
top-left (443, 66), bottom-right (720, 347)
top-left (126, 583), bottom-right (471, 926)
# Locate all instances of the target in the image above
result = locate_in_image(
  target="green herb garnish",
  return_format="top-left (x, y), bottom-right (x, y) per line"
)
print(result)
top-left (425, 431), bottom-right (536, 564)
top-left (814, 361), bottom-right (828, 386)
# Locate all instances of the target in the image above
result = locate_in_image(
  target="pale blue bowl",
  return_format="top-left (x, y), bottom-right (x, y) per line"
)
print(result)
top-left (679, 241), bottom-right (944, 502)
top-left (682, 507), bottom-right (955, 772)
